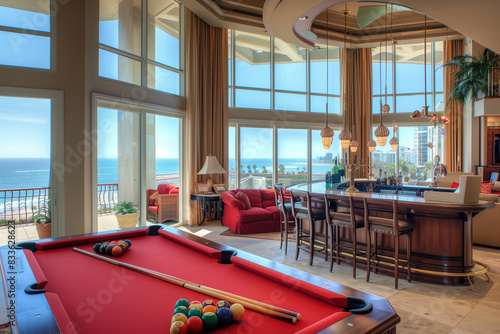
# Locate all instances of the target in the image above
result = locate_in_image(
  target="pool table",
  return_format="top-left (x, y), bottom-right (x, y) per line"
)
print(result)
top-left (1, 225), bottom-right (399, 333)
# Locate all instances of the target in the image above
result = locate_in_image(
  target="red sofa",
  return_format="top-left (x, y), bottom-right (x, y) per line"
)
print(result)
top-left (222, 189), bottom-right (283, 234)
top-left (147, 184), bottom-right (179, 223)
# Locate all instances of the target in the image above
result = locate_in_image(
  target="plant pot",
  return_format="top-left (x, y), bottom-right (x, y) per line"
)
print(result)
top-left (36, 223), bottom-right (52, 239)
top-left (115, 213), bottom-right (140, 229)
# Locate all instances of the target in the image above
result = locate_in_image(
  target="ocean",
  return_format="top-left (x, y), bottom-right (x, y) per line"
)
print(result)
top-left (0, 157), bottom-right (336, 190)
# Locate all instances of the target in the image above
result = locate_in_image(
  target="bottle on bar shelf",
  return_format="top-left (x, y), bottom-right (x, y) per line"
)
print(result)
top-left (326, 171), bottom-right (332, 189)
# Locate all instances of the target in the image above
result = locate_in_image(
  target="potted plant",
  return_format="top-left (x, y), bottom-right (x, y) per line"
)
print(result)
top-left (443, 48), bottom-right (499, 105)
top-left (114, 201), bottom-right (140, 229)
top-left (30, 201), bottom-right (51, 239)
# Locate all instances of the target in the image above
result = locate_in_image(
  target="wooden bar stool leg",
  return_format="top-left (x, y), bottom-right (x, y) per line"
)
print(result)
top-left (295, 218), bottom-right (301, 260)
top-left (366, 229), bottom-right (371, 283)
top-left (309, 220), bottom-right (315, 266)
top-left (335, 225), bottom-right (340, 265)
top-left (352, 226), bottom-right (357, 279)
top-left (324, 221), bottom-right (328, 261)
top-left (394, 234), bottom-right (399, 290)
top-left (407, 234), bottom-right (412, 282)
top-left (329, 223), bottom-right (334, 272)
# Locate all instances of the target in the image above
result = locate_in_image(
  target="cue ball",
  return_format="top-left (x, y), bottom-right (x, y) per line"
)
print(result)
top-left (170, 321), bottom-right (187, 334)
top-left (216, 307), bottom-right (232, 327)
top-left (201, 312), bottom-right (218, 331)
top-left (186, 316), bottom-right (203, 334)
top-left (230, 303), bottom-right (245, 321)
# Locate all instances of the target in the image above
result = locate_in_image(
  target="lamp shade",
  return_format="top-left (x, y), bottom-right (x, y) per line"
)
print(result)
top-left (198, 155), bottom-right (227, 175)
top-left (349, 139), bottom-right (359, 153)
top-left (390, 136), bottom-right (399, 150)
top-left (367, 139), bottom-right (377, 152)
top-left (338, 129), bottom-right (352, 149)
top-left (375, 124), bottom-right (390, 147)
top-left (320, 126), bottom-right (334, 150)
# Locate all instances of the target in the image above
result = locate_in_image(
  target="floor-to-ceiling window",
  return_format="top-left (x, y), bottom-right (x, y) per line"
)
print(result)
top-left (239, 127), bottom-right (273, 189)
top-left (0, 88), bottom-right (64, 240)
top-left (371, 42), bottom-right (444, 181)
top-left (94, 96), bottom-right (183, 232)
top-left (99, 0), bottom-right (182, 94)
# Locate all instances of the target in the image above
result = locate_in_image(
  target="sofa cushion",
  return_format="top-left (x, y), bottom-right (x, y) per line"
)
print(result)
top-left (260, 189), bottom-right (276, 208)
top-left (148, 205), bottom-right (159, 213)
top-left (237, 207), bottom-right (273, 223)
top-left (479, 193), bottom-right (499, 202)
top-left (223, 192), bottom-right (246, 210)
top-left (265, 205), bottom-right (282, 222)
top-left (239, 189), bottom-right (263, 208)
top-left (148, 189), bottom-right (157, 205)
top-left (480, 182), bottom-right (494, 194)
top-left (235, 192), bottom-right (251, 209)
top-left (493, 181), bottom-right (500, 192)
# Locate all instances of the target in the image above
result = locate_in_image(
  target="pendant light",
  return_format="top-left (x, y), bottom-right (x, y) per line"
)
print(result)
top-left (338, 6), bottom-right (353, 149)
top-left (387, 5), bottom-right (399, 150)
top-left (320, 8), bottom-right (334, 149)
top-left (367, 139), bottom-right (377, 153)
top-left (375, 40), bottom-right (389, 147)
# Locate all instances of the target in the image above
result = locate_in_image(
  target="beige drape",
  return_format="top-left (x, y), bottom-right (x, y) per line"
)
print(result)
top-left (343, 48), bottom-right (373, 176)
top-left (443, 40), bottom-right (463, 172)
top-left (185, 11), bottom-right (228, 225)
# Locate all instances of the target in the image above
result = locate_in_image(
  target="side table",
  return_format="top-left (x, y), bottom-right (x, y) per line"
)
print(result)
top-left (190, 193), bottom-right (222, 226)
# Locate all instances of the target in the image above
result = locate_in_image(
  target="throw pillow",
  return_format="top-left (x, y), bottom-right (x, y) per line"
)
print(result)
top-left (235, 191), bottom-right (251, 210)
top-left (493, 181), bottom-right (500, 192)
top-left (480, 183), bottom-right (494, 194)
top-left (451, 182), bottom-right (459, 189)
top-left (149, 191), bottom-right (159, 205)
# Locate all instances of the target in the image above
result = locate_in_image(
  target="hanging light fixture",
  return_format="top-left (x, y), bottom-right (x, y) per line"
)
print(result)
top-left (367, 139), bottom-right (377, 153)
top-left (320, 8), bottom-right (334, 149)
top-left (386, 5), bottom-right (398, 150)
top-left (375, 40), bottom-right (389, 147)
top-left (338, 6), bottom-right (352, 149)
top-left (350, 138), bottom-right (359, 152)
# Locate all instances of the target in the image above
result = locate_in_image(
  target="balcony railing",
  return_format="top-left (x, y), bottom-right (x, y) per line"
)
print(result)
top-left (0, 184), bottom-right (121, 224)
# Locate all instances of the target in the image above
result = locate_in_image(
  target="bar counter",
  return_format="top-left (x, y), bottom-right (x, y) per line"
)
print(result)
top-left (288, 181), bottom-right (495, 287)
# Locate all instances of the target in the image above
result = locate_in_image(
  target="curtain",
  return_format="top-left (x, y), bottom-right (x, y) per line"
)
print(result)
top-left (185, 10), bottom-right (228, 225)
top-left (343, 48), bottom-right (373, 177)
top-left (443, 40), bottom-right (463, 172)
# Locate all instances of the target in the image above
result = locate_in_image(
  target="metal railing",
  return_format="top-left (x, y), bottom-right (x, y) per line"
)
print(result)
top-left (97, 183), bottom-right (118, 215)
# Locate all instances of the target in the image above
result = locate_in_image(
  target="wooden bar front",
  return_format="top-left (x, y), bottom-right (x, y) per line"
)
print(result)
top-left (288, 182), bottom-right (495, 285)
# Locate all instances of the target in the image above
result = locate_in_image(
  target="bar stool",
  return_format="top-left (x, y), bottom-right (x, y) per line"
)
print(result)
top-left (290, 189), bottom-right (327, 266)
top-left (273, 183), bottom-right (294, 255)
top-left (363, 197), bottom-right (414, 289)
top-left (324, 194), bottom-right (365, 278)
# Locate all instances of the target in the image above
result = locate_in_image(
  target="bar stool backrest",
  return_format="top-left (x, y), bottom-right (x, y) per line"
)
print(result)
top-left (289, 189), bottom-right (311, 218)
top-left (363, 197), bottom-right (400, 235)
top-left (324, 194), bottom-right (356, 226)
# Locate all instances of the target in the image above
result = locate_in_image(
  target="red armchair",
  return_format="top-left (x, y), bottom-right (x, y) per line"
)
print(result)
top-left (147, 184), bottom-right (179, 223)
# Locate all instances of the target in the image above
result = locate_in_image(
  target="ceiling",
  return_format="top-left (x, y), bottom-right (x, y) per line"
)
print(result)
top-left (180, 0), bottom-right (500, 54)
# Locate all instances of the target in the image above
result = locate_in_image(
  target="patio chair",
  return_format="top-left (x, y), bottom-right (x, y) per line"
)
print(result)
top-left (147, 184), bottom-right (179, 223)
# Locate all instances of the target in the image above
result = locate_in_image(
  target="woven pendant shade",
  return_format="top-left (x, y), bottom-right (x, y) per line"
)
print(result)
top-left (389, 136), bottom-right (399, 150)
top-left (339, 129), bottom-right (352, 149)
top-left (349, 139), bottom-right (359, 152)
top-left (375, 124), bottom-right (389, 147)
top-left (320, 126), bottom-right (334, 149)
top-left (367, 139), bottom-right (377, 152)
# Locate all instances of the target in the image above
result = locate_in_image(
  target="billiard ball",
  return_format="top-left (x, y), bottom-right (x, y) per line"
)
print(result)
top-left (202, 299), bottom-right (216, 308)
top-left (201, 312), bottom-right (218, 331)
top-left (216, 300), bottom-right (231, 310)
top-left (186, 316), bottom-right (203, 334)
top-left (175, 299), bottom-right (190, 309)
top-left (171, 313), bottom-right (188, 325)
top-left (187, 308), bottom-right (202, 319)
top-left (202, 305), bottom-right (217, 314)
top-left (170, 320), bottom-right (187, 334)
top-left (216, 307), bottom-right (232, 327)
top-left (230, 303), bottom-right (245, 321)
top-left (99, 244), bottom-right (108, 254)
top-left (111, 246), bottom-right (123, 257)
top-left (173, 306), bottom-right (188, 316)
top-left (116, 243), bottom-right (127, 252)
top-left (124, 239), bottom-right (132, 247)
top-left (110, 241), bottom-right (118, 246)
top-left (93, 243), bottom-right (102, 254)
top-left (188, 302), bottom-right (202, 312)
top-left (105, 245), bottom-right (114, 255)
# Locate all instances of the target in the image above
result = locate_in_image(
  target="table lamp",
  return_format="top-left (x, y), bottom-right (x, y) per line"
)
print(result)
top-left (197, 155), bottom-right (227, 193)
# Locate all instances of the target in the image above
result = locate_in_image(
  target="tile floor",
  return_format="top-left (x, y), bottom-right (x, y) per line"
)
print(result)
top-left (0, 220), bottom-right (499, 333)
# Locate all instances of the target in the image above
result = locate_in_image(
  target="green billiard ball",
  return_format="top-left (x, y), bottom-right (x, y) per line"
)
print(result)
top-left (202, 312), bottom-right (218, 331)
top-left (175, 298), bottom-right (190, 309)
top-left (173, 306), bottom-right (188, 316)
top-left (188, 308), bottom-right (202, 318)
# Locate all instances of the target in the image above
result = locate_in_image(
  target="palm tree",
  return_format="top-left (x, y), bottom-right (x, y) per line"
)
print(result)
top-left (443, 49), bottom-right (499, 106)
top-left (252, 164), bottom-right (257, 173)
top-left (246, 164), bottom-right (251, 173)
top-left (261, 166), bottom-right (268, 173)
top-left (278, 164), bottom-right (285, 174)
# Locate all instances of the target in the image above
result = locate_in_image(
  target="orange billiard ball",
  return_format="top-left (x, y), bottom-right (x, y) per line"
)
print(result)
top-left (111, 246), bottom-right (123, 257)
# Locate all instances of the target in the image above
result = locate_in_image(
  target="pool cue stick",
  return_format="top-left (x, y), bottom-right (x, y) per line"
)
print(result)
top-left (73, 248), bottom-right (299, 324)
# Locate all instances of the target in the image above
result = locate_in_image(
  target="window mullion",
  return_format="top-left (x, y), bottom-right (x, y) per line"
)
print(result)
top-left (141, 0), bottom-right (148, 88)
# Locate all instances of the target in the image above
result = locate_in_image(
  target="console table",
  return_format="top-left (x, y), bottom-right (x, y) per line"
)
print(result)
top-left (190, 193), bottom-right (222, 226)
